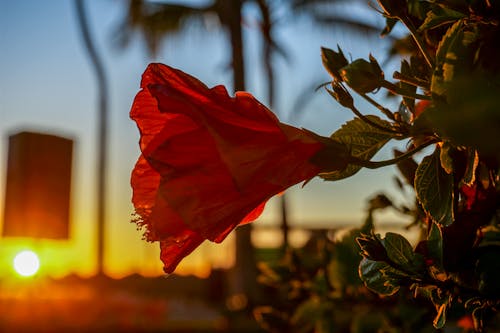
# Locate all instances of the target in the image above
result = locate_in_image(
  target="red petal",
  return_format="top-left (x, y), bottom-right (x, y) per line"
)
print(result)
top-left (160, 235), bottom-right (204, 274)
top-left (130, 63), bottom-right (325, 272)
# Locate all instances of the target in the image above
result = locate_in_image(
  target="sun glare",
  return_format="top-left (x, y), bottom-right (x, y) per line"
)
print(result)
top-left (13, 250), bottom-right (40, 277)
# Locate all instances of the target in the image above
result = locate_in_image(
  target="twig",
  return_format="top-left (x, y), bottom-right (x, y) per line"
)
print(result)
top-left (393, 71), bottom-right (430, 89)
top-left (400, 15), bottom-right (435, 69)
top-left (360, 93), bottom-right (397, 121)
top-left (381, 80), bottom-right (431, 100)
top-left (347, 104), bottom-right (402, 135)
top-left (351, 139), bottom-right (438, 169)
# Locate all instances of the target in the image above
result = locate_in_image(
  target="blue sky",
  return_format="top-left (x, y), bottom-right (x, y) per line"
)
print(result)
top-left (0, 0), bottom-right (411, 277)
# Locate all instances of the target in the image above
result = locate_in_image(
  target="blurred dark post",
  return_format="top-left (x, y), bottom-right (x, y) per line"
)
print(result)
top-left (3, 131), bottom-right (73, 239)
top-left (75, 0), bottom-right (109, 276)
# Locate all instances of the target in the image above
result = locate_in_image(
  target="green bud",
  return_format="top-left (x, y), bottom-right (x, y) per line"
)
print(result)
top-left (339, 55), bottom-right (384, 94)
top-left (321, 46), bottom-right (348, 82)
top-left (327, 82), bottom-right (354, 109)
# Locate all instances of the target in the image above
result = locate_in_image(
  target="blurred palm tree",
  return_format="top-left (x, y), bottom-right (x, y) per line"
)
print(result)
top-left (116, 0), bottom-right (259, 303)
top-left (290, 0), bottom-right (383, 33)
top-left (116, 0), bottom-right (248, 90)
top-left (75, 0), bottom-right (109, 277)
top-left (116, 0), bottom-right (385, 302)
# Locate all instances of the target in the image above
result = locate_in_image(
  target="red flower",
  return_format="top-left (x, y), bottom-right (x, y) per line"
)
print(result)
top-left (457, 314), bottom-right (474, 330)
top-left (414, 100), bottom-right (431, 119)
top-left (130, 63), bottom-right (337, 273)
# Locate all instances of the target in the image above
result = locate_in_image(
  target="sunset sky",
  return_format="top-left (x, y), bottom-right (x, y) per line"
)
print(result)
top-left (0, 1), bottom-right (409, 279)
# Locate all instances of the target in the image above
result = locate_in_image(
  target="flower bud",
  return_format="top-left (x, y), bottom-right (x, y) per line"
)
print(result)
top-left (321, 46), bottom-right (348, 82)
top-left (327, 82), bottom-right (354, 109)
top-left (340, 55), bottom-right (384, 94)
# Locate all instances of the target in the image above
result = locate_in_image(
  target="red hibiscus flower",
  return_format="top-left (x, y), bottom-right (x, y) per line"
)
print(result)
top-left (414, 100), bottom-right (431, 119)
top-left (130, 63), bottom-right (344, 273)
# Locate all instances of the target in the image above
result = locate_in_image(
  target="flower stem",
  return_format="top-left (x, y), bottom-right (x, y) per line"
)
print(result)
top-left (399, 15), bottom-right (435, 69)
top-left (351, 139), bottom-right (438, 169)
top-left (347, 104), bottom-right (402, 134)
top-left (381, 80), bottom-right (431, 100)
top-left (360, 93), bottom-right (396, 121)
top-left (393, 71), bottom-right (430, 89)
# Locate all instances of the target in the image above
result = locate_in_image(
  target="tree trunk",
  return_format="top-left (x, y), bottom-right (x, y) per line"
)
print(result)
top-left (75, 0), bottom-right (109, 276)
top-left (220, 0), bottom-right (260, 305)
top-left (256, 0), bottom-right (290, 251)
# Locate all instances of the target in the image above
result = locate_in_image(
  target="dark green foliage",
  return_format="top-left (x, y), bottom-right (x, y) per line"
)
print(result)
top-left (414, 147), bottom-right (454, 226)
top-left (258, 0), bottom-right (500, 331)
top-left (320, 116), bottom-right (398, 181)
top-left (255, 197), bottom-right (439, 332)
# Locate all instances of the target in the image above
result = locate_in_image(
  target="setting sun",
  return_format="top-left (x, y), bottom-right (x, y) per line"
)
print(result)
top-left (13, 250), bottom-right (40, 277)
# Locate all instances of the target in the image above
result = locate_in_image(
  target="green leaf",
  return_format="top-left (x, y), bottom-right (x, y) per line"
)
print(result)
top-left (433, 303), bottom-right (447, 329)
top-left (476, 247), bottom-right (500, 296)
top-left (291, 298), bottom-right (322, 333)
top-left (439, 142), bottom-right (454, 174)
top-left (427, 222), bottom-right (444, 269)
top-left (427, 75), bottom-right (500, 154)
top-left (462, 148), bottom-right (478, 186)
top-left (327, 82), bottom-right (354, 109)
top-left (418, 5), bottom-right (465, 31)
top-left (357, 233), bottom-right (389, 262)
top-left (291, 297), bottom-right (333, 333)
top-left (413, 283), bottom-right (439, 300)
top-left (253, 306), bottom-right (288, 332)
top-left (314, 316), bottom-right (335, 333)
top-left (320, 116), bottom-right (397, 181)
top-left (478, 225), bottom-right (500, 248)
top-left (311, 269), bottom-right (330, 295)
top-left (394, 148), bottom-right (418, 185)
top-left (399, 60), bottom-right (416, 120)
top-left (382, 232), bottom-right (416, 268)
top-left (359, 258), bottom-right (403, 296)
top-left (408, 0), bottom-right (430, 19)
top-left (328, 230), bottom-right (364, 289)
top-left (431, 19), bottom-right (479, 97)
top-left (381, 17), bottom-right (398, 37)
top-left (472, 307), bottom-right (484, 332)
top-left (431, 20), bottom-right (463, 96)
top-left (415, 147), bottom-right (454, 226)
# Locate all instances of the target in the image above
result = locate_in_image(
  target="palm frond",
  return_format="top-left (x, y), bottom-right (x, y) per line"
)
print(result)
top-left (115, 0), bottom-right (215, 56)
top-left (313, 14), bottom-right (383, 35)
top-left (289, 0), bottom-right (384, 37)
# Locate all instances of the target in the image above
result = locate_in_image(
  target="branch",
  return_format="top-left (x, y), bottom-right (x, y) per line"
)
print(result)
top-left (360, 93), bottom-right (396, 121)
top-left (393, 71), bottom-right (430, 89)
top-left (399, 15), bottom-right (435, 69)
top-left (351, 139), bottom-right (439, 169)
top-left (381, 80), bottom-right (432, 100)
top-left (346, 103), bottom-right (402, 135)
